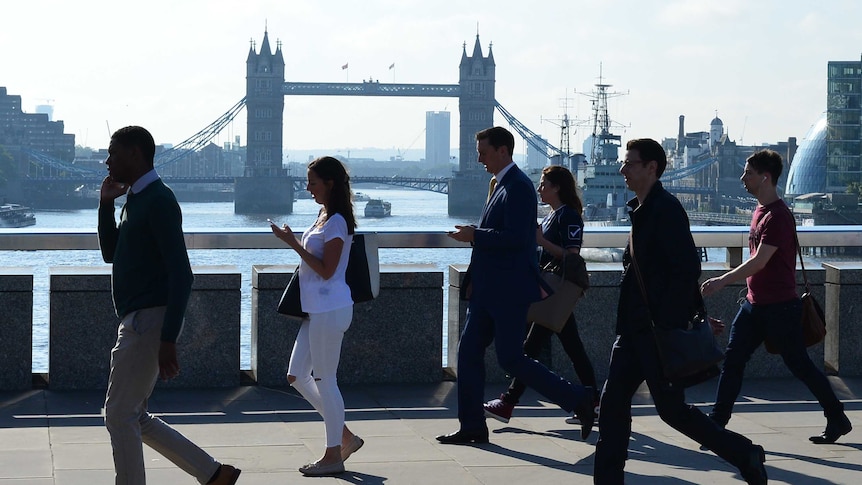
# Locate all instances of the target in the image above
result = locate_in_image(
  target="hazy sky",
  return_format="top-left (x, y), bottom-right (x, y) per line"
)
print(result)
top-left (3, 0), bottom-right (861, 158)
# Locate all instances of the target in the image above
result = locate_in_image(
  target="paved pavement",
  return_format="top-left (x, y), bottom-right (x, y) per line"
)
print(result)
top-left (1, 377), bottom-right (860, 484)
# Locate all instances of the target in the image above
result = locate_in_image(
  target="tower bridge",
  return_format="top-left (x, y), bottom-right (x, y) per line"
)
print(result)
top-left (239, 29), bottom-right (495, 216)
top-left (16, 30), bottom-right (722, 213)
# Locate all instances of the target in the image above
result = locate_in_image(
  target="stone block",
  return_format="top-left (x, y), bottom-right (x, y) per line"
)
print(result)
top-left (824, 262), bottom-right (862, 376)
top-left (49, 266), bottom-right (241, 390)
top-left (448, 264), bottom-right (619, 385)
top-left (252, 264), bottom-right (443, 386)
top-left (0, 268), bottom-right (33, 390)
top-left (448, 261), bottom-right (832, 387)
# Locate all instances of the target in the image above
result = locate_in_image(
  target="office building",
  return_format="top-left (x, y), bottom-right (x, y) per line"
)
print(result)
top-left (425, 111), bottom-right (450, 167)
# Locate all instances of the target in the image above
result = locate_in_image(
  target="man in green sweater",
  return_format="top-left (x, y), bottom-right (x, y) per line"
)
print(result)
top-left (98, 126), bottom-right (240, 485)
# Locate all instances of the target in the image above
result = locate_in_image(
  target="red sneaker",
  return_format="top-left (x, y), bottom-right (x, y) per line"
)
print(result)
top-left (483, 396), bottom-right (515, 423)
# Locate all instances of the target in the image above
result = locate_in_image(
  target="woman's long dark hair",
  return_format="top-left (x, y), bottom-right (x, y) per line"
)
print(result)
top-left (308, 156), bottom-right (356, 234)
top-left (542, 165), bottom-right (583, 215)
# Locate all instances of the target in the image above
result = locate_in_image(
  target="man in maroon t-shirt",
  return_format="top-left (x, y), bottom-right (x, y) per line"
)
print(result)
top-left (701, 149), bottom-right (851, 444)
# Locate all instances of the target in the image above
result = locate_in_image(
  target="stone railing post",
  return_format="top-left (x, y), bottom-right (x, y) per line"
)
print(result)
top-left (49, 266), bottom-right (241, 390)
top-left (823, 262), bottom-right (862, 376)
top-left (0, 268), bottom-right (33, 390)
top-left (448, 263), bottom-right (620, 384)
top-left (700, 263), bottom-right (826, 377)
top-left (252, 264), bottom-right (443, 386)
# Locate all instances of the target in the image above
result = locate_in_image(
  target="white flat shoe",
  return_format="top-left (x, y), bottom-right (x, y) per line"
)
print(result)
top-left (299, 460), bottom-right (345, 476)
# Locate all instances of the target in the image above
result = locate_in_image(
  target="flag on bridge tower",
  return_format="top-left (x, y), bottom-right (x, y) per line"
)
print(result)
top-left (342, 63), bottom-right (348, 70)
top-left (389, 63), bottom-right (395, 70)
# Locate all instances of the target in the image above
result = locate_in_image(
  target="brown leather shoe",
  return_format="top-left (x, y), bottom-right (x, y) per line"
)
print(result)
top-left (209, 464), bottom-right (241, 485)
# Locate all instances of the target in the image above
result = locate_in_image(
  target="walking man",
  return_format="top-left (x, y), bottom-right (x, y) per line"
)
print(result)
top-left (594, 138), bottom-right (768, 484)
top-left (439, 126), bottom-right (595, 445)
top-left (99, 126), bottom-right (241, 485)
top-left (701, 149), bottom-right (852, 443)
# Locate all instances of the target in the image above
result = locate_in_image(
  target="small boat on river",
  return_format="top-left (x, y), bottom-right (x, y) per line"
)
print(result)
top-left (364, 199), bottom-right (392, 218)
top-left (0, 203), bottom-right (36, 228)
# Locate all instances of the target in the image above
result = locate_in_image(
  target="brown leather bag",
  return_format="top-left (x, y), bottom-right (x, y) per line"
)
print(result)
top-left (764, 228), bottom-right (826, 354)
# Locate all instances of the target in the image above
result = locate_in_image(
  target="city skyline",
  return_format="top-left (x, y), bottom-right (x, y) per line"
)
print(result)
top-left (3, 0), bottom-right (861, 156)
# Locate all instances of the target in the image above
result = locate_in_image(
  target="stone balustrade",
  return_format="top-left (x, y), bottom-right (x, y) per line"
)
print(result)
top-left (2, 227), bottom-right (862, 390)
top-left (251, 264), bottom-right (443, 387)
top-left (47, 265), bottom-right (241, 390)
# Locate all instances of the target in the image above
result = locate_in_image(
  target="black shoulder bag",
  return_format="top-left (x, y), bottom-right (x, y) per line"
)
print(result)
top-left (628, 232), bottom-right (724, 387)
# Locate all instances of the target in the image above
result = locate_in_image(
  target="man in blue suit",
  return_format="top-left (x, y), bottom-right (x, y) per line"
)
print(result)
top-left (438, 126), bottom-right (596, 445)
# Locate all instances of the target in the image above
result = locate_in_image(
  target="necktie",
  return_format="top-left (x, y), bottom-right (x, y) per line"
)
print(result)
top-left (486, 177), bottom-right (498, 202)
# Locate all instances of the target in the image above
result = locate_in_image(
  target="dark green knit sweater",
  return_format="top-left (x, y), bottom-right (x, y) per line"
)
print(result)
top-left (98, 179), bottom-right (193, 342)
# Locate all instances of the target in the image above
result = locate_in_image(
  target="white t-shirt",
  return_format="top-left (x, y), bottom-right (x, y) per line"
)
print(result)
top-left (298, 213), bottom-right (354, 313)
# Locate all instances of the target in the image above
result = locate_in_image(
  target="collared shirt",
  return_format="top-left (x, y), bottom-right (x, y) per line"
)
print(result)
top-left (494, 162), bottom-right (516, 184)
top-left (130, 169), bottom-right (160, 194)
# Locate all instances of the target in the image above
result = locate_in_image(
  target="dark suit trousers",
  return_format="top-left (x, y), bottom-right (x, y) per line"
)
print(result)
top-left (594, 332), bottom-right (755, 484)
top-left (456, 299), bottom-right (586, 431)
top-left (504, 314), bottom-right (599, 403)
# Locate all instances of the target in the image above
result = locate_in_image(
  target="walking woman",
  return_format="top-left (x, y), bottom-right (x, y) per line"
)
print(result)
top-left (483, 165), bottom-right (600, 423)
top-left (270, 156), bottom-right (363, 476)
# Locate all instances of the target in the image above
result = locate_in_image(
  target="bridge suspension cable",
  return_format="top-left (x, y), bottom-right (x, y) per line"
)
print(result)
top-left (154, 97), bottom-right (248, 168)
top-left (494, 101), bottom-right (564, 159)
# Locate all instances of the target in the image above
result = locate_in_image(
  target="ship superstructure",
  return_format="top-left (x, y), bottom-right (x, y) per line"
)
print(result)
top-left (578, 69), bottom-right (630, 222)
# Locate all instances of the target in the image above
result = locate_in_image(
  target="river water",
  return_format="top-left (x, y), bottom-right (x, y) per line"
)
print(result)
top-left (4, 186), bottom-right (478, 373)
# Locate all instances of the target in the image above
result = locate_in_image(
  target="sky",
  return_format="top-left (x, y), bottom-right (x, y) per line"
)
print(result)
top-left (3, 0), bottom-right (862, 160)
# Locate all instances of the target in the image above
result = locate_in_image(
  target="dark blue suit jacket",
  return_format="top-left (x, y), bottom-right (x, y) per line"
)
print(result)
top-left (466, 165), bottom-right (542, 306)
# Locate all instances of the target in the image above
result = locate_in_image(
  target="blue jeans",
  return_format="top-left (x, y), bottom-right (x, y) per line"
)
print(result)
top-left (710, 298), bottom-right (843, 426)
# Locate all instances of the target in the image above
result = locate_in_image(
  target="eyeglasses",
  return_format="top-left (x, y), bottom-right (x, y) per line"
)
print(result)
top-left (619, 160), bottom-right (647, 168)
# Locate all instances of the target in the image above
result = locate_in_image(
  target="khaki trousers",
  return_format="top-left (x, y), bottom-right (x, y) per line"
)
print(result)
top-left (104, 307), bottom-right (219, 485)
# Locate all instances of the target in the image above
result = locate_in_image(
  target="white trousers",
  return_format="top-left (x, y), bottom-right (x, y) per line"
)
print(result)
top-left (288, 305), bottom-right (353, 447)
top-left (104, 307), bottom-right (219, 485)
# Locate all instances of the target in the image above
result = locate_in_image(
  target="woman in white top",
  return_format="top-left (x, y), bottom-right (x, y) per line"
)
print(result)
top-left (270, 156), bottom-right (363, 476)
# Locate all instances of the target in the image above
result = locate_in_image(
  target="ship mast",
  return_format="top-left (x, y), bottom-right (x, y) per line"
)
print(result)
top-left (583, 64), bottom-right (628, 165)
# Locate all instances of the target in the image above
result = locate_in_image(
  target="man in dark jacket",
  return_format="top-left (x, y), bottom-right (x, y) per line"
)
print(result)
top-left (593, 138), bottom-right (767, 485)
top-left (99, 126), bottom-right (240, 485)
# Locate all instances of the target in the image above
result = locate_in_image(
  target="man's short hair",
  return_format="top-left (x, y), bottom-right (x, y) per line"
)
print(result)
top-left (111, 126), bottom-right (156, 166)
top-left (476, 126), bottom-right (515, 157)
top-left (746, 149), bottom-right (783, 185)
top-left (626, 138), bottom-right (667, 177)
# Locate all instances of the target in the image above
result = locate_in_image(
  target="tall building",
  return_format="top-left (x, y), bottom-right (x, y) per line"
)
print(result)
top-left (449, 34), bottom-right (497, 216)
top-left (236, 30), bottom-right (292, 214)
top-left (526, 135), bottom-right (548, 169)
top-left (0, 86), bottom-right (75, 177)
top-left (245, 29), bottom-right (285, 177)
top-left (826, 60), bottom-right (862, 192)
top-left (456, 35), bottom-right (495, 173)
top-left (425, 111), bottom-right (450, 167)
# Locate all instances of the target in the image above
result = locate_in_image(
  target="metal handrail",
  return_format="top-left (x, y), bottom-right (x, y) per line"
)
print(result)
top-left (1, 226), bottom-right (861, 251)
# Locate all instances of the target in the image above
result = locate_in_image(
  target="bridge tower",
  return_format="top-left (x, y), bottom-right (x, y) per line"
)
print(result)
top-left (448, 35), bottom-right (496, 217)
top-left (236, 30), bottom-right (294, 214)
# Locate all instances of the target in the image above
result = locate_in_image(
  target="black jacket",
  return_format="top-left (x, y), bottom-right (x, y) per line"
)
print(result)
top-left (616, 181), bottom-right (701, 335)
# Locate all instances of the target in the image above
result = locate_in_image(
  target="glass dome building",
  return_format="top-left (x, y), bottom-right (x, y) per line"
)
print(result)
top-left (785, 113), bottom-right (827, 198)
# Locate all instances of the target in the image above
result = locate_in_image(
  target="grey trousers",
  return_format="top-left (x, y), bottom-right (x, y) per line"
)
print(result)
top-left (104, 307), bottom-right (219, 485)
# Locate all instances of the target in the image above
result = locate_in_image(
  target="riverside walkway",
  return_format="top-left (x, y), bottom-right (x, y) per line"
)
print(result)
top-left (2, 378), bottom-right (860, 484)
